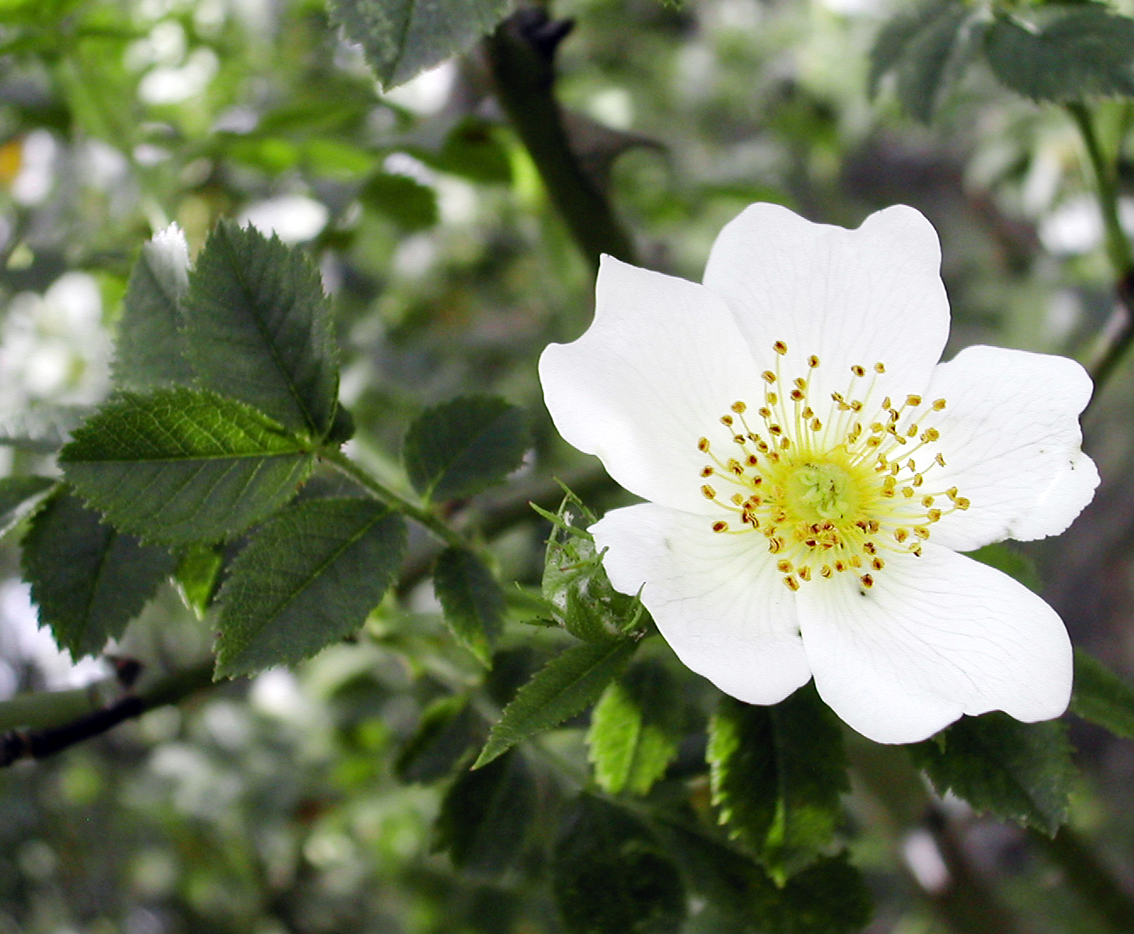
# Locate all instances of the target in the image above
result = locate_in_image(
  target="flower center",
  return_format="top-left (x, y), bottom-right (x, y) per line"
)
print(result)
top-left (697, 341), bottom-right (970, 592)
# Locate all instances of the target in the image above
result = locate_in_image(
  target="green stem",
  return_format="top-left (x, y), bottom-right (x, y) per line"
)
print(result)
top-left (0, 680), bottom-right (117, 732)
top-left (1067, 103), bottom-right (1132, 276)
top-left (1031, 826), bottom-right (1134, 934)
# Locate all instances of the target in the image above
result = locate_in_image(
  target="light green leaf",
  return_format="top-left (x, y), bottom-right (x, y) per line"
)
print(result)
top-left (22, 490), bottom-right (174, 659)
top-left (0, 476), bottom-right (56, 539)
top-left (395, 695), bottom-right (481, 784)
top-left (1070, 649), bottom-right (1134, 742)
top-left (434, 749), bottom-right (536, 877)
top-left (586, 662), bottom-right (684, 796)
top-left (403, 395), bottom-right (530, 503)
top-left (214, 497), bottom-right (406, 678)
top-left (60, 387), bottom-right (315, 545)
top-left (474, 637), bottom-right (638, 768)
top-left (708, 687), bottom-right (848, 877)
top-left (433, 547), bottom-right (505, 666)
top-left (909, 712), bottom-right (1075, 836)
top-left (183, 221), bottom-right (339, 438)
top-left (552, 794), bottom-right (686, 934)
top-left (328, 0), bottom-right (511, 89)
top-left (175, 543), bottom-right (226, 618)
top-left (113, 224), bottom-right (195, 390)
top-left (985, 7), bottom-right (1134, 103)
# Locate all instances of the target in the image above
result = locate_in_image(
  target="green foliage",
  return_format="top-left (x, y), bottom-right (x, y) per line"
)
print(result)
top-left (432, 547), bottom-right (505, 666)
top-left (395, 695), bottom-right (481, 783)
top-left (112, 226), bottom-right (194, 391)
top-left (586, 661), bottom-right (684, 796)
top-left (21, 489), bottom-right (175, 659)
top-left (708, 688), bottom-right (848, 877)
top-left (403, 395), bottom-right (530, 503)
top-left (182, 221), bottom-right (340, 439)
top-left (985, 7), bottom-right (1134, 103)
top-left (174, 543), bottom-right (226, 618)
top-left (474, 637), bottom-right (638, 768)
top-left (552, 794), bottom-right (686, 934)
top-left (909, 713), bottom-right (1076, 836)
top-left (213, 498), bottom-right (406, 678)
top-left (60, 388), bottom-right (315, 545)
top-left (1070, 649), bottom-right (1134, 742)
top-left (359, 172), bottom-right (439, 230)
top-left (0, 475), bottom-right (55, 539)
top-left (328, 0), bottom-right (512, 89)
top-left (434, 749), bottom-right (536, 877)
top-left (967, 542), bottom-right (1041, 592)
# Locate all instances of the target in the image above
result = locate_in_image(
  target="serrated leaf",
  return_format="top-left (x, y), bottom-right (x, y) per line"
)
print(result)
top-left (474, 637), bottom-right (638, 768)
top-left (113, 223), bottom-right (194, 390)
top-left (708, 687), bottom-right (848, 877)
top-left (359, 172), bottom-right (438, 230)
top-left (395, 695), bottom-right (481, 783)
top-left (985, 8), bottom-right (1134, 103)
top-left (433, 547), bottom-right (505, 666)
top-left (552, 794), bottom-right (686, 934)
top-left (183, 221), bottom-right (339, 437)
top-left (403, 396), bottom-right (529, 503)
top-left (586, 662), bottom-right (684, 796)
top-left (328, 0), bottom-right (511, 89)
top-left (434, 749), bottom-right (535, 877)
top-left (214, 497), bottom-right (406, 678)
top-left (869, 0), bottom-right (975, 122)
top-left (1070, 649), bottom-right (1134, 742)
top-left (22, 490), bottom-right (174, 659)
top-left (60, 387), bottom-right (315, 545)
top-left (0, 476), bottom-right (56, 539)
top-left (909, 712), bottom-right (1075, 836)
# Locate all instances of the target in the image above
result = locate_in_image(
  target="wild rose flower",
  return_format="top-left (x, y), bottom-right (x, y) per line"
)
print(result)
top-left (539, 204), bottom-right (1098, 744)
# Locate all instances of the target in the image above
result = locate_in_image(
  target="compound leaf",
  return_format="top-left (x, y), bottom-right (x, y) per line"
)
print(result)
top-left (433, 547), bottom-right (506, 666)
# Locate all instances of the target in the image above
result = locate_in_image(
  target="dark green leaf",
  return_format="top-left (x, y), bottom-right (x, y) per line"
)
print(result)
top-left (553, 794), bottom-right (686, 934)
top-left (403, 396), bottom-right (530, 503)
top-left (909, 712), bottom-right (1075, 836)
top-left (433, 547), bottom-right (505, 666)
top-left (328, 0), bottom-right (511, 89)
top-left (985, 8), bottom-right (1134, 102)
top-left (0, 476), bottom-right (56, 539)
top-left (113, 224), bottom-right (194, 390)
top-left (967, 542), bottom-right (1041, 592)
top-left (214, 498), bottom-right (406, 678)
top-left (358, 172), bottom-right (438, 230)
top-left (708, 687), bottom-right (848, 877)
top-left (60, 387), bottom-right (315, 545)
top-left (22, 490), bottom-right (174, 659)
top-left (869, 0), bottom-right (976, 122)
top-left (434, 749), bottom-right (535, 877)
top-left (183, 221), bottom-right (339, 437)
top-left (1070, 649), bottom-right (1134, 742)
top-left (395, 695), bottom-right (481, 784)
top-left (586, 661), bottom-right (684, 796)
top-left (474, 637), bottom-right (638, 768)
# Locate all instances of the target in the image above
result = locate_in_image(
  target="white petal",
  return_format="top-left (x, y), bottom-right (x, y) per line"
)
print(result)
top-left (592, 503), bottom-right (811, 704)
top-left (922, 344), bottom-right (1098, 551)
top-left (796, 545), bottom-right (1072, 744)
top-left (702, 203), bottom-right (950, 406)
top-left (540, 255), bottom-right (763, 513)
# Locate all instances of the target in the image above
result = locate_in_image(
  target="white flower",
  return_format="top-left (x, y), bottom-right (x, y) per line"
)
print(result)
top-left (539, 204), bottom-right (1099, 744)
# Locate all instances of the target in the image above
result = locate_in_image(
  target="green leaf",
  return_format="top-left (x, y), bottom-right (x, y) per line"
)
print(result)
top-left (359, 172), bottom-right (438, 230)
top-left (552, 794), bottom-right (686, 934)
top-left (474, 637), bottom-right (638, 768)
top-left (214, 497), bottom-right (406, 678)
top-left (395, 695), bottom-right (481, 784)
top-left (909, 712), bottom-right (1075, 836)
top-left (183, 221), bottom-right (339, 438)
top-left (433, 547), bottom-right (506, 666)
top-left (60, 388), bottom-right (315, 545)
top-left (328, 0), bottom-right (511, 89)
top-left (0, 476), bottom-right (56, 539)
top-left (708, 687), bottom-right (849, 877)
top-left (175, 543), bottom-right (226, 618)
top-left (586, 661), bottom-right (684, 796)
top-left (403, 396), bottom-right (530, 503)
top-left (967, 542), bottom-right (1041, 592)
top-left (1070, 649), bottom-right (1134, 742)
top-left (113, 224), bottom-right (194, 390)
top-left (869, 0), bottom-right (976, 122)
top-left (985, 7), bottom-right (1134, 103)
top-left (22, 490), bottom-right (174, 659)
top-left (434, 749), bottom-right (535, 877)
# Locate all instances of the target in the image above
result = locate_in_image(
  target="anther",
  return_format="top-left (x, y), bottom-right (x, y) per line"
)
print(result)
top-left (860, 574), bottom-right (874, 588)
top-left (777, 560), bottom-right (794, 573)
top-left (698, 438), bottom-right (710, 452)
top-left (932, 399), bottom-right (947, 411)
top-left (731, 401), bottom-right (747, 414)
top-left (712, 521), bottom-right (728, 533)
top-left (935, 453), bottom-right (946, 467)
top-left (799, 566), bottom-right (812, 581)
top-left (702, 485), bottom-right (716, 499)
top-left (790, 389), bottom-right (805, 402)
top-left (700, 466), bottom-right (714, 477)
top-left (874, 362), bottom-right (885, 373)
top-left (808, 355), bottom-right (820, 368)
top-left (721, 415), bottom-right (734, 426)
top-left (763, 371), bottom-right (776, 384)
top-left (784, 576), bottom-right (800, 591)
top-left (851, 364), bottom-right (866, 377)
top-left (906, 395), bottom-right (922, 407)
top-left (773, 341), bottom-right (788, 355)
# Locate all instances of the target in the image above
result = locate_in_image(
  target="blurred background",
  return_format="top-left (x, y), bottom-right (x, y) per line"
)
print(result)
top-left (1, 0), bottom-right (1133, 931)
